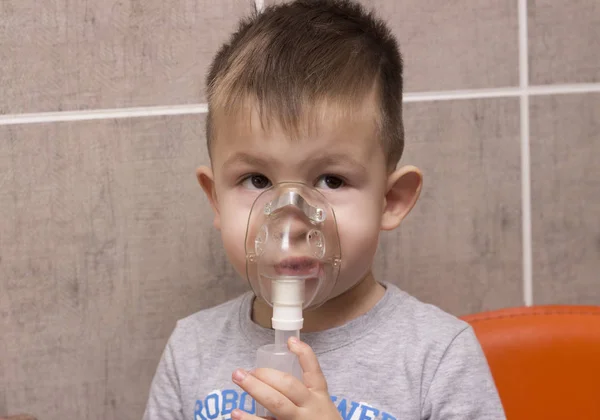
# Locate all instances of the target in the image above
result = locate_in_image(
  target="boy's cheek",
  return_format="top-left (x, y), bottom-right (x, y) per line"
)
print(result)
top-left (334, 207), bottom-right (381, 265)
top-left (334, 201), bottom-right (382, 234)
top-left (220, 231), bottom-right (248, 278)
top-left (218, 194), bottom-right (253, 228)
top-left (338, 225), bottom-right (380, 265)
top-left (217, 204), bottom-right (252, 274)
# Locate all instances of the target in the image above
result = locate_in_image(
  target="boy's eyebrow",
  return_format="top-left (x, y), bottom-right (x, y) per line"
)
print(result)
top-left (221, 152), bottom-right (273, 169)
top-left (310, 154), bottom-right (368, 173)
top-left (221, 152), bottom-right (368, 172)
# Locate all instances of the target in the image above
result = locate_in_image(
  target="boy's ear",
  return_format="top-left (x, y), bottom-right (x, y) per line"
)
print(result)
top-left (381, 165), bottom-right (423, 231)
top-left (196, 166), bottom-right (221, 230)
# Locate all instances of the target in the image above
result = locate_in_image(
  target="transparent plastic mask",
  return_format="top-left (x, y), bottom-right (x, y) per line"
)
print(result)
top-left (245, 182), bottom-right (342, 310)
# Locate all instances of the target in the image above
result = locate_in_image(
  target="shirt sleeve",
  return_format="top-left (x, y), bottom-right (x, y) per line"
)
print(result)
top-left (142, 335), bottom-right (184, 420)
top-left (421, 326), bottom-right (506, 420)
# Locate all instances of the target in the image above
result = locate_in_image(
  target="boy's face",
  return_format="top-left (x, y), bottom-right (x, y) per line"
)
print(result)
top-left (198, 99), bottom-right (421, 303)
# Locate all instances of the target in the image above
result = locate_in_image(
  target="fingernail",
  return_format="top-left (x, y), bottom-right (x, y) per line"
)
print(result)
top-left (231, 409), bottom-right (243, 420)
top-left (232, 369), bottom-right (247, 383)
top-left (289, 336), bottom-right (299, 346)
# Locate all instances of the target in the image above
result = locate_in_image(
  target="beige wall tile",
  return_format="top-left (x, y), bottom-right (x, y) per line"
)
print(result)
top-left (529, 1), bottom-right (600, 84)
top-left (373, 98), bottom-right (524, 316)
top-left (264, 0), bottom-right (519, 91)
top-left (0, 115), bottom-right (248, 419)
top-left (0, 0), bottom-right (252, 114)
top-left (530, 93), bottom-right (600, 305)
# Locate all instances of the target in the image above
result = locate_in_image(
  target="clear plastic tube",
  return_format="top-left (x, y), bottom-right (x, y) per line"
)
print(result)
top-left (275, 329), bottom-right (299, 351)
top-left (256, 329), bottom-right (303, 418)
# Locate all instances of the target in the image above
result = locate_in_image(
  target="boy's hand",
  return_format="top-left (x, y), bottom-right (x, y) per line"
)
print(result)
top-left (231, 337), bottom-right (341, 420)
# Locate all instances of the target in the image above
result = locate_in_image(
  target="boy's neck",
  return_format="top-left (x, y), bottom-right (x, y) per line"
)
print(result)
top-left (251, 273), bottom-right (386, 333)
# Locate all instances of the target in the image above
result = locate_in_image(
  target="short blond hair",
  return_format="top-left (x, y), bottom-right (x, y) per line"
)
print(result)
top-left (206, 0), bottom-right (404, 168)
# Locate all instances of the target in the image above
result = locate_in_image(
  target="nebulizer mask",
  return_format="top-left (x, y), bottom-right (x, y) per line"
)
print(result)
top-left (245, 182), bottom-right (341, 417)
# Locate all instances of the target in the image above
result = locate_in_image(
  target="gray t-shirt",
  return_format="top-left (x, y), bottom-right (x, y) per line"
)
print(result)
top-left (143, 283), bottom-right (506, 419)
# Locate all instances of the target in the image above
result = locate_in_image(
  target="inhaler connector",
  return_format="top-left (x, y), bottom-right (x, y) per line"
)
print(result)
top-left (271, 279), bottom-right (304, 330)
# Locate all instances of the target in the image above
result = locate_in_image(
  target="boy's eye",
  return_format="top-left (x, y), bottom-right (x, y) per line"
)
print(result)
top-left (241, 174), bottom-right (272, 190)
top-left (316, 175), bottom-right (345, 190)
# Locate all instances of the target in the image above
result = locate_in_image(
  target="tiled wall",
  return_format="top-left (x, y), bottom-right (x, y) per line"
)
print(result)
top-left (1, 0), bottom-right (598, 418)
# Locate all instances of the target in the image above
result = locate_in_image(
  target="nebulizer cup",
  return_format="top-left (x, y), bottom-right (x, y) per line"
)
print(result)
top-left (245, 182), bottom-right (341, 417)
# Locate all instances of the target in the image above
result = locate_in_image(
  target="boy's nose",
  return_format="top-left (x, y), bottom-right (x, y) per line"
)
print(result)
top-left (275, 212), bottom-right (312, 243)
top-left (266, 207), bottom-right (317, 251)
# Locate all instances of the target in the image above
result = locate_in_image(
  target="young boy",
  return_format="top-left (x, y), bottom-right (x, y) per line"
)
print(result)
top-left (143, 1), bottom-right (505, 419)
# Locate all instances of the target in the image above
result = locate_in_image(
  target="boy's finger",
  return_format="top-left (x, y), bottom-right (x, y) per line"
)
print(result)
top-left (251, 367), bottom-right (311, 406)
top-left (230, 408), bottom-right (275, 420)
top-left (288, 338), bottom-right (328, 392)
top-left (232, 369), bottom-right (296, 418)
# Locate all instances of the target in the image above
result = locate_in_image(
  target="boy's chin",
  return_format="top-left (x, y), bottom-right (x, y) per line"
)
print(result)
top-left (311, 274), bottom-right (378, 307)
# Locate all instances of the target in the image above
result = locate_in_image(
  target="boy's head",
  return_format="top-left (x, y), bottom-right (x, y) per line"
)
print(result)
top-left (206, 0), bottom-right (405, 170)
top-left (198, 0), bottom-right (422, 303)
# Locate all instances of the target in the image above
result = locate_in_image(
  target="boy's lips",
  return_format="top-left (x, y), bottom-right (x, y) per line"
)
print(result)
top-left (274, 257), bottom-right (319, 276)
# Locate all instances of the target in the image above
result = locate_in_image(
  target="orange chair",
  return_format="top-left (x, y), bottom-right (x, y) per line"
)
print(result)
top-left (461, 306), bottom-right (600, 420)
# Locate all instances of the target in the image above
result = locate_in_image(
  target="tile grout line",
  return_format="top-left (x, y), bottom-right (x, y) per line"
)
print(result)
top-left (404, 83), bottom-right (600, 102)
top-left (519, 0), bottom-right (534, 307)
top-left (529, 83), bottom-right (600, 95)
top-left (404, 87), bottom-right (522, 102)
top-left (2, 84), bottom-right (600, 126)
top-left (0, 104), bottom-right (208, 126)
